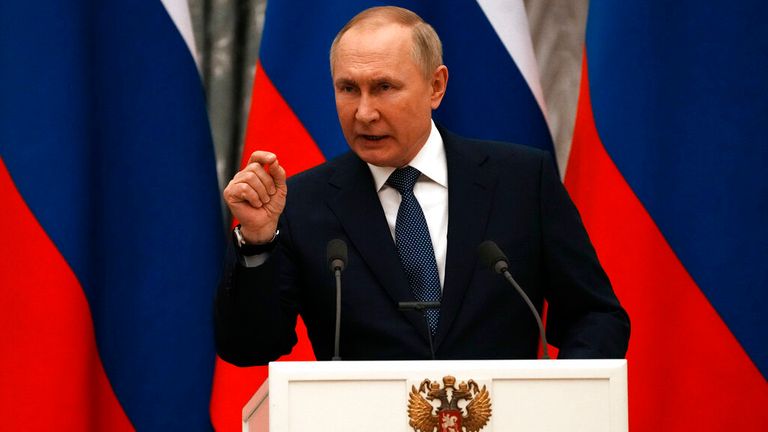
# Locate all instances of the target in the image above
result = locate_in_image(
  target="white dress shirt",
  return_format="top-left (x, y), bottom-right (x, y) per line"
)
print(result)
top-left (366, 120), bottom-right (449, 288)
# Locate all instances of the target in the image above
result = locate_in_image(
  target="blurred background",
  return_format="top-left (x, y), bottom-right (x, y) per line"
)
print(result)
top-left (188, 0), bottom-right (588, 187)
top-left (2, 1), bottom-right (765, 431)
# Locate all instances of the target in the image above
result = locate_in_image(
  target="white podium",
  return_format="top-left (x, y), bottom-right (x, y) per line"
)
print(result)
top-left (243, 359), bottom-right (627, 432)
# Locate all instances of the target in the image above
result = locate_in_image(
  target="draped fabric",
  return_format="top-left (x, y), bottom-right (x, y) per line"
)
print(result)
top-left (567, 1), bottom-right (768, 430)
top-left (0, 1), bottom-right (223, 429)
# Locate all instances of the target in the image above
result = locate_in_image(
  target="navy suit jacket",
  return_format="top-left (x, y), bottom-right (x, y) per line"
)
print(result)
top-left (215, 128), bottom-right (629, 365)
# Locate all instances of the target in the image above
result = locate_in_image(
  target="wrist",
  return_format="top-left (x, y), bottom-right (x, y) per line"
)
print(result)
top-left (233, 225), bottom-right (279, 256)
top-left (236, 224), bottom-right (278, 245)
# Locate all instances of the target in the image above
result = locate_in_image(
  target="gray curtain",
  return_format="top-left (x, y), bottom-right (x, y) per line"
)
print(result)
top-left (189, 0), bottom-right (267, 190)
top-left (525, 0), bottom-right (589, 173)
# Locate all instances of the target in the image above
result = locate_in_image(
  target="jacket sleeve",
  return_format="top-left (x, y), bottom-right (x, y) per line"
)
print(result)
top-left (537, 153), bottom-right (631, 359)
top-left (214, 219), bottom-right (302, 366)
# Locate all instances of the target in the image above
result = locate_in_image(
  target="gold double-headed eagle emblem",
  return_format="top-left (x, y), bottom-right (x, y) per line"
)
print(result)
top-left (408, 375), bottom-right (492, 432)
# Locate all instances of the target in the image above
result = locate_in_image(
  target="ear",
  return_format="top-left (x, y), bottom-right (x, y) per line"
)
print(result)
top-left (429, 65), bottom-right (449, 110)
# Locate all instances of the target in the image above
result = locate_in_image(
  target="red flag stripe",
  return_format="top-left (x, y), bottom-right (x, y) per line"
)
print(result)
top-left (242, 63), bottom-right (326, 175)
top-left (0, 158), bottom-right (134, 431)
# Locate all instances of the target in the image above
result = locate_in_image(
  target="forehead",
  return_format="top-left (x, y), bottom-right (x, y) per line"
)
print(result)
top-left (332, 23), bottom-right (416, 76)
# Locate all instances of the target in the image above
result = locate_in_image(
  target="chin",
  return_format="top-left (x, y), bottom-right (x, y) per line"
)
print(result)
top-left (358, 153), bottom-right (394, 167)
top-left (348, 142), bottom-right (388, 166)
top-left (354, 149), bottom-right (401, 168)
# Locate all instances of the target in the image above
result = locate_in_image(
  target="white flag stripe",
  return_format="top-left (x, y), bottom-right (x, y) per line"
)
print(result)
top-left (476, 0), bottom-right (547, 118)
top-left (160, 0), bottom-right (200, 68)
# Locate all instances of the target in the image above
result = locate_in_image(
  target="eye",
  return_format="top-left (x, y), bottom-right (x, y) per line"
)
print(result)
top-left (380, 82), bottom-right (392, 91)
top-left (336, 83), bottom-right (357, 94)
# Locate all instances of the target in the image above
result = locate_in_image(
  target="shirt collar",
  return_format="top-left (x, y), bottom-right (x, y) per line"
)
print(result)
top-left (367, 120), bottom-right (448, 191)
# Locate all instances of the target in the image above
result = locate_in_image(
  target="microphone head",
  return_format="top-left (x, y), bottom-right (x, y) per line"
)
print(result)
top-left (477, 240), bottom-right (509, 274)
top-left (327, 238), bottom-right (348, 272)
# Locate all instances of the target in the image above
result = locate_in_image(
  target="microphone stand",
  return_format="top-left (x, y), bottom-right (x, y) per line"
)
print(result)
top-left (332, 267), bottom-right (342, 361)
top-left (398, 301), bottom-right (440, 360)
top-left (501, 270), bottom-right (550, 359)
top-left (327, 239), bottom-right (347, 361)
top-left (478, 240), bottom-right (550, 359)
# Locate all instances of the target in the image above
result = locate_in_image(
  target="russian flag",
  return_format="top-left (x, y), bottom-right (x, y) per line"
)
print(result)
top-left (568, 1), bottom-right (768, 430)
top-left (210, 1), bottom-right (552, 430)
top-left (0, 1), bottom-right (223, 430)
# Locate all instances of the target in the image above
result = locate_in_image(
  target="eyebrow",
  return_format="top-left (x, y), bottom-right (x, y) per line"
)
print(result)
top-left (334, 78), bottom-right (357, 87)
top-left (334, 75), bottom-right (402, 87)
top-left (371, 77), bottom-right (401, 86)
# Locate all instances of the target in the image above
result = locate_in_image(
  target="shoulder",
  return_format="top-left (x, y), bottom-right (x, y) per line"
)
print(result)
top-left (286, 151), bottom-right (361, 188)
top-left (438, 125), bottom-right (553, 173)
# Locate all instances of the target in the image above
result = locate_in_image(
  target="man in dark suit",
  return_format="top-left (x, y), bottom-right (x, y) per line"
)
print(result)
top-left (215, 6), bottom-right (629, 365)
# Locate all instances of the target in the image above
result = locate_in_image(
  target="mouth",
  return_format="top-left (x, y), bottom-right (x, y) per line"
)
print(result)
top-left (360, 135), bottom-right (387, 141)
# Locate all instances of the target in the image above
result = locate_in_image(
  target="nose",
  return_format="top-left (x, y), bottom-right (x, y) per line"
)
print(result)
top-left (355, 94), bottom-right (379, 123)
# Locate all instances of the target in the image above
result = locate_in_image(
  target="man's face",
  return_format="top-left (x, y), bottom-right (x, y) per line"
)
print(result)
top-left (332, 23), bottom-right (447, 167)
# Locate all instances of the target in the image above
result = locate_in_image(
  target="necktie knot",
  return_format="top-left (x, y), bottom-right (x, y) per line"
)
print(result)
top-left (386, 166), bottom-right (421, 194)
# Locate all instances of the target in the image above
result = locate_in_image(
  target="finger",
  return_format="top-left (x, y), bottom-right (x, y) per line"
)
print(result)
top-left (240, 162), bottom-right (277, 196)
top-left (232, 168), bottom-right (275, 203)
top-left (224, 179), bottom-right (252, 204)
top-left (247, 150), bottom-right (277, 166)
top-left (269, 158), bottom-right (287, 188)
top-left (231, 182), bottom-right (265, 208)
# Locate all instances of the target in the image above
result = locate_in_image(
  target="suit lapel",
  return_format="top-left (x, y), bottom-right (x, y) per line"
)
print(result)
top-left (434, 131), bottom-right (497, 348)
top-left (325, 155), bottom-right (432, 343)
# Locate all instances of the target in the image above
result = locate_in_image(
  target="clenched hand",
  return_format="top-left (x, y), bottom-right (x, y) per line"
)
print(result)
top-left (223, 151), bottom-right (287, 244)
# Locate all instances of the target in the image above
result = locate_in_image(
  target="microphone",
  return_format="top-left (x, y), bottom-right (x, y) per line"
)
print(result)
top-left (477, 240), bottom-right (551, 359)
top-left (398, 301), bottom-right (440, 360)
top-left (327, 239), bottom-right (347, 272)
top-left (327, 239), bottom-right (348, 361)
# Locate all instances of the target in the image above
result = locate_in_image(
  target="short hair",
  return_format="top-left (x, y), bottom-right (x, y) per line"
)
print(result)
top-left (329, 6), bottom-right (443, 80)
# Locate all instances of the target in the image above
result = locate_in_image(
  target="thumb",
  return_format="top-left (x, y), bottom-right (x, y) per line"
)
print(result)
top-left (270, 159), bottom-right (287, 188)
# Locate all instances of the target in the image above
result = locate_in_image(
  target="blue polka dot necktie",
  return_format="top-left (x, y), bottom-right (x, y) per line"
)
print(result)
top-left (387, 166), bottom-right (441, 335)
